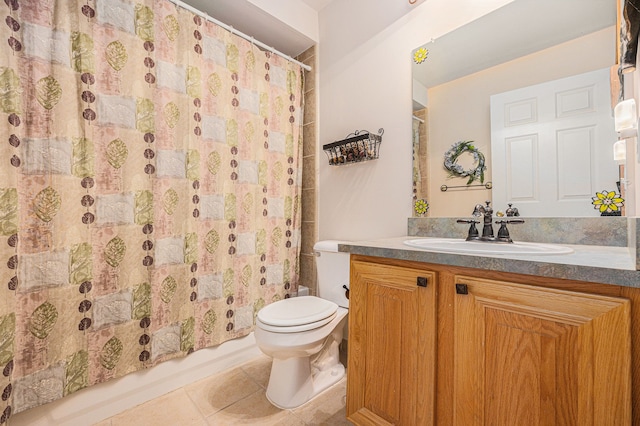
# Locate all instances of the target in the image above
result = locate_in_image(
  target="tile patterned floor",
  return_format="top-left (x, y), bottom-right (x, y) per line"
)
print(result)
top-left (93, 354), bottom-right (351, 425)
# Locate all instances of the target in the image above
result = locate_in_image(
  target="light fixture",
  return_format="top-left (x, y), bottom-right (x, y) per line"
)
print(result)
top-left (614, 98), bottom-right (637, 133)
top-left (613, 139), bottom-right (626, 163)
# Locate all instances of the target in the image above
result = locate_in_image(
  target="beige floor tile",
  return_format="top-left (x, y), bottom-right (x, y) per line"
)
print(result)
top-left (292, 378), bottom-right (349, 426)
top-left (98, 355), bottom-right (352, 426)
top-left (185, 367), bottom-right (262, 417)
top-left (205, 390), bottom-right (300, 425)
top-left (108, 388), bottom-right (206, 426)
top-left (239, 354), bottom-right (272, 388)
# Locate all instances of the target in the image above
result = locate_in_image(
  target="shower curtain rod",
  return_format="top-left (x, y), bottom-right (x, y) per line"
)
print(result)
top-left (167, 0), bottom-right (313, 71)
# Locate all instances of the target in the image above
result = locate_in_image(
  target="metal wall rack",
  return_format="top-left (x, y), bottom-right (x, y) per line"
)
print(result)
top-left (323, 129), bottom-right (383, 166)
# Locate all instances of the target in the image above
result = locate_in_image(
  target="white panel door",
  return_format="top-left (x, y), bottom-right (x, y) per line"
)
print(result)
top-left (491, 68), bottom-right (618, 217)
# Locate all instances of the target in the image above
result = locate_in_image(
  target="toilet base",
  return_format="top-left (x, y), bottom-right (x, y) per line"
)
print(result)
top-left (265, 356), bottom-right (345, 409)
top-left (264, 324), bottom-right (346, 409)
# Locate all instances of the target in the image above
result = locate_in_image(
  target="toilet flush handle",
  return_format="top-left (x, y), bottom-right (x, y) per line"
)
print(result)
top-left (342, 285), bottom-right (350, 299)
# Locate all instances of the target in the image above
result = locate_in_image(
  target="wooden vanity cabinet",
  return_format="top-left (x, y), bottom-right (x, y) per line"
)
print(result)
top-left (346, 255), bottom-right (633, 426)
top-left (346, 259), bottom-right (437, 425)
top-left (452, 275), bottom-right (631, 425)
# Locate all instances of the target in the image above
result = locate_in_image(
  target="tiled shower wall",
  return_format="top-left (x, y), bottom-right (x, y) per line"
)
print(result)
top-left (297, 46), bottom-right (318, 294)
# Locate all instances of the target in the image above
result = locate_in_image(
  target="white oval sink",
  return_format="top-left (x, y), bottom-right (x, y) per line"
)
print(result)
top-left (403, 238), bottom-right (574, 255)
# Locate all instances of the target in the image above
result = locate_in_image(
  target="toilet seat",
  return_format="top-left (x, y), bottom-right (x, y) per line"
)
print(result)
top-left (257, 296), bottom-right (338, 333)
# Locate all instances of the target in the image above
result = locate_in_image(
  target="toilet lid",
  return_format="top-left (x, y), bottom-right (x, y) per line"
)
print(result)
top-left (257, 296), bottom-right (338, 327)
top-left (257, 311), bottom-right (337, 333)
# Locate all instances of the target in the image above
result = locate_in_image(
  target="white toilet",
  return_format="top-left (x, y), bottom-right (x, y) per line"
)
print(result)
top-left (254, 240), bottom-right (350, 409)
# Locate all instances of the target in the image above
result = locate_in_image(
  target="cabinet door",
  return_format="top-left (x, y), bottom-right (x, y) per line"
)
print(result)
top-left (347, 260), bottom-right (437, 426)
top-left (453, 276), bottom-right (631, 426)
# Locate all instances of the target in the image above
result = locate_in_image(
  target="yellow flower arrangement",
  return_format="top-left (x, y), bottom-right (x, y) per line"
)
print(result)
top-left (413, 47), bottom-right (428, 64)
top-left (591, 190), bottom-right (624, 213)
top-left (414, 199), bottom-right (429, 216)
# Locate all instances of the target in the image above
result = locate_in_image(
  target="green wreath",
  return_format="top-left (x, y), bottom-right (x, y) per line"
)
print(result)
top-left (443, 140), bottom-right (486, 185)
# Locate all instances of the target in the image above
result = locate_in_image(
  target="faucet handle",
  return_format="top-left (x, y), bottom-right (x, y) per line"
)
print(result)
top-left (494, 218), bottom-right (524, 227)
top-left (457, 219), bottom-right (480, 240)
top-left (494, 219), bottom-right (524, 242)
top-left (505, 203), bottom-right (520, 217)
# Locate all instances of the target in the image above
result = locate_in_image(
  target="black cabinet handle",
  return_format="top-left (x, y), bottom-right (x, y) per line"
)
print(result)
top-left (455, 283), bottom-right (468, 294)
top-left (417, 276), bottom-right (428, 287)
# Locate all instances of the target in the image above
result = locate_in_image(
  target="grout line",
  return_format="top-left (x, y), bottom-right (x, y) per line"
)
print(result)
top-left (239, 364), bottom-right (268, 390)
top-left (182, 381), bottom-right (211, 421)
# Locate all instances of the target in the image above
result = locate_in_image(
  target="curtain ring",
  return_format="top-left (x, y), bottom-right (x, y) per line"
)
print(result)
top-left (409, 0), bottom-right (417, 4)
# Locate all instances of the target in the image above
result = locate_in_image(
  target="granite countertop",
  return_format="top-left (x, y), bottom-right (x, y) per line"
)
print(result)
top-left (339, 236), bottom-right (640, 288)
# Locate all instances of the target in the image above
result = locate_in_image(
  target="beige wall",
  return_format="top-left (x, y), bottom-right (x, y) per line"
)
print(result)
top-left (317, 0), bottom-right (514, 241)
top-left (426, 26), bottom-right (616, 217)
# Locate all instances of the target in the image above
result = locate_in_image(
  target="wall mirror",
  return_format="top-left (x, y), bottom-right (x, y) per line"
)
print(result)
top-left (412, 0), bottom-right (623, 218)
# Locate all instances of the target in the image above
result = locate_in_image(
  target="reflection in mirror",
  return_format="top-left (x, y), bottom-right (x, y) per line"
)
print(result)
top-left (412, 0), bottom-right (624, 218)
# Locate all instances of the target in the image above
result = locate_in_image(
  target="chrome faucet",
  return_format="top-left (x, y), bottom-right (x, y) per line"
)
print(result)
top-left (472, 201), bottom-right (494, 239)
top-left (457, 201), bottom-right (524, 243)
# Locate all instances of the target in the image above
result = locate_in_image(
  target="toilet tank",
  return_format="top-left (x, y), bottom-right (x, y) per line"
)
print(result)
top-left (313, 240), bottom-right (350, 308)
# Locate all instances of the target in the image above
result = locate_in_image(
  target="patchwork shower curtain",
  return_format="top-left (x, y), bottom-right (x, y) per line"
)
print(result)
top-left (0, 0), bottom-right (303, 418)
